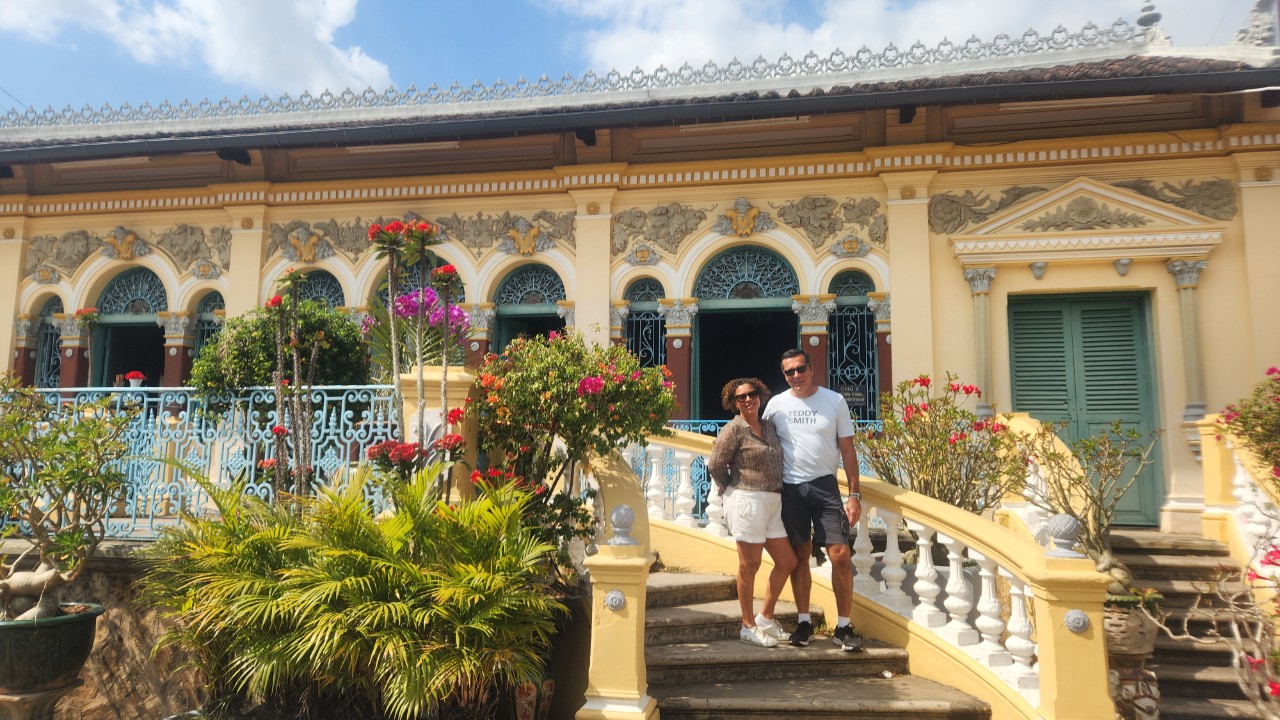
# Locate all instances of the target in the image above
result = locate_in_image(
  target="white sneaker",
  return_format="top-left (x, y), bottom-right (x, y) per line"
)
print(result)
top-left (754, 614), bottom-right (790, 642)
top-left (739, 624), bottom-right (779, 647)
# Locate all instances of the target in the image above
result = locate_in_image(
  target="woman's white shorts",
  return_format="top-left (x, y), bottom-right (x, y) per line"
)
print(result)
top-left (723, 488), bottom-right (788, 544)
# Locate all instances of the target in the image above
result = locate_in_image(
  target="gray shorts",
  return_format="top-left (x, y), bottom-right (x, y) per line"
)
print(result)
top-left (781, 474), bottom-right (850, 548)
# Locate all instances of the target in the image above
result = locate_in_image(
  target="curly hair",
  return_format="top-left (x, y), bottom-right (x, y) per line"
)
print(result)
top-left (720, 377), bottom-right (771, 414)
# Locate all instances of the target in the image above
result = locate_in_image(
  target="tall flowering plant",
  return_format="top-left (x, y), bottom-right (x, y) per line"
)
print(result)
top-left (853, 372), bottom-right (1027, 513)
top-left (1221, 366), bottom-right (1280, 485)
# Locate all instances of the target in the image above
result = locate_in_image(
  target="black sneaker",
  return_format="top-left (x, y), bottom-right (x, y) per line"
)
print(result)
top-left (832, 624), bottom-right (864, 652)
top-left (789, 620), bottom-right (814, 647)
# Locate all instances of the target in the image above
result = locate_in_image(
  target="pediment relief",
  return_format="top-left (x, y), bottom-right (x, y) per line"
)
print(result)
top-left (950, 177), bottom-right (1224, 264)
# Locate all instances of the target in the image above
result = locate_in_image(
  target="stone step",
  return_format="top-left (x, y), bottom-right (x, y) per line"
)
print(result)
top-left (646, 637), bottom-right (907, 684)
top-left (1110, 530), bottom-right (1230, 557)
top-left (647, 572), bottom-right (737, 609)
top-left (645, 599), bottom-right (822, 646)
top-left (1141, 579), bottom-right (1249, 608)
top-left (1154, 634), bottom-right (1238, 667)
top-left (1115, 552), bottom-right (1242, 581)
top-left (1160, 697), bottom-right (1268, 719)
top-left (1151, 663), bottom-right (1249, 700)
top-left (649, 675), bottom-right (990, 720)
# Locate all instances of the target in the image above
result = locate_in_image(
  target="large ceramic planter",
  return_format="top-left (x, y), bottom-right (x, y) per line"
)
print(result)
top-left (1103, 605), bottom-right (1160, 720)
top-left (0, 603), bottom-right (105, 695)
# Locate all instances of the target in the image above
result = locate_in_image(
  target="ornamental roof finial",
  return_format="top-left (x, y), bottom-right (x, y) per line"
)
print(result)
top-left (1137, 2), bottom-right (1172, 46)
top-left (1233, 0), bottom-right (1279, 48)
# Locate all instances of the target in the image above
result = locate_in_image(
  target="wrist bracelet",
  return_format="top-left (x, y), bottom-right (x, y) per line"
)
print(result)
top-left (848, 492), bottom-right (861, 501)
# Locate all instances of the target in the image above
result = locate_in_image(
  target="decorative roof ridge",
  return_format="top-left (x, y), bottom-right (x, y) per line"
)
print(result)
top-left (1, 18), bottom-right (1151, 135)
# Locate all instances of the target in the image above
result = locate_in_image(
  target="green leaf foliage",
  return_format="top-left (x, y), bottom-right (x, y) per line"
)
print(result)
top-left (139, 464), bottom-right (563, 720)
top-left (190, 300), bottom-right (370, 394)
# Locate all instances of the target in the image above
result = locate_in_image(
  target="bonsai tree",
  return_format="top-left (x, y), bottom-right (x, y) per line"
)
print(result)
top-left (0, 373), bottom-right (138, 619)
top-left (1022, 419), bottom-right (1163, 604)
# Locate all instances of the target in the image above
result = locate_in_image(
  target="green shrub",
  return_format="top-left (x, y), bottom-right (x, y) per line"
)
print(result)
top-left (139, 464), bottom-right (562, 720)
top-left (190, 300), bottom-right (370, 393)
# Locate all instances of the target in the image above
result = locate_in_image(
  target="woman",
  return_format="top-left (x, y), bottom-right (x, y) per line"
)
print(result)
top-left (709, 377), bottom-right (798, 648)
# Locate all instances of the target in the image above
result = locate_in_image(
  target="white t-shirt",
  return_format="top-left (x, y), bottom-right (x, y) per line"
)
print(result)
top-left (763, 387), bottom-right (856, 484)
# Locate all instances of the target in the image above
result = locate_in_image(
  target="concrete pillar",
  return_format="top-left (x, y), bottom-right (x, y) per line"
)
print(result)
top-left (222, 203), bottom-right (269, 320)
top-left (792, 295), bottom-right (835, 387)
top-left (867, 292), bottom-right (893, 398)
top-left (1232, 152), bottom-right (1280, 373)
top-left (11, 316), bottom-right (37, 386)
top-left (0, 223), bottom-right (26, 373)
top-left (157, 312), bottom-right (194, 386)
top-left (657, 298), bottom-right (697, 420)
top-left (962, 267), bottom-right (997, 417)
top-left (465, 303), bottom-right (496, 367)
top-left (1166, 259), bottom-right (1209, 425)
top-left (881, 171), bottom-right (937, 384)
top-left (54, 315), bottom-right (89, 387)
top-left (569, 188), bottom-right (617, 349)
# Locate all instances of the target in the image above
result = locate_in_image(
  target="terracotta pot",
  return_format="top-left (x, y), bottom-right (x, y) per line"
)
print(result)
top-left (1102, 605), bottom-right (1158, 656)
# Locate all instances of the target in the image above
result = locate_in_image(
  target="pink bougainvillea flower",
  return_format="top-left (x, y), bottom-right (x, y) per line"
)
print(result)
top-left (1267, 366), bottom-right (1280, 377)
top-left (577, 376), bottom-right (605, 396)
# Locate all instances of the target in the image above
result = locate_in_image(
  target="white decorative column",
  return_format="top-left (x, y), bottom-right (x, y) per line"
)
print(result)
top-left (1167, 259), bottom-right (1209, 427)
top-left (962, 267), bottom-right (996, 417)
top-left (792, 295), bottom-right (836, 384)
top-left (610, 301), bottom-right (630, 346)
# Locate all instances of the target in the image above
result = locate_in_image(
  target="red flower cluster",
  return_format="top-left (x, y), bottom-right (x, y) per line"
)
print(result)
top-left (271, 425), bottom-right (289, 437)
top-left (912, 375), bottom-right (931, 388)
top-left (258, 458), bottom-right (278, 471)
top-left (948, 381), bottom-right (981, 396)
top-left (446, 407), bottom-right (465, 425)
top-left (124, 370), bottom-right (145, 381)
top-left (265, 295), bottom-right (283, 309)
top-left (435, 432), bottom-right (466, 454)
top-left (972, 419), bottom-right (1007, 433)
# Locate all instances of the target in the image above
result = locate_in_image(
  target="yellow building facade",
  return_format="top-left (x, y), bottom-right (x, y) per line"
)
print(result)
top-left (2, 10), bottom-right (1280, 534)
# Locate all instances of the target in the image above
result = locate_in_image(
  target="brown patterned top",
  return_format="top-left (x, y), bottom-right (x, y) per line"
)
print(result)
top-left (708, 415), bottom-right (784, 494)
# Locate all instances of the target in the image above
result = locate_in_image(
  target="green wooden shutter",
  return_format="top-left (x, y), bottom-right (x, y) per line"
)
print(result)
top-left (1009, 305), bottom-right (1073, 425)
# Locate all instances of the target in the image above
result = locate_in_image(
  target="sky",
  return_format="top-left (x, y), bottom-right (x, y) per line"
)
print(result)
top-left (0, 0), bottom-right (1266, 115)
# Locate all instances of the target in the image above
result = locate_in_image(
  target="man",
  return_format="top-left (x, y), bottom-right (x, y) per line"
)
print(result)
top-left (762, 348), bottom-right (863, 652)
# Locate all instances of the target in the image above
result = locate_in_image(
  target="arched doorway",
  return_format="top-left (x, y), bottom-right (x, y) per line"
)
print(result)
top-left (492, 264), bottom-right (566, 352)
top-left (827, 270), bottom-right (879, 422)
top-left (34, 297), bottom-right (63, 388)
top-left (95, 267), bottom-right (168, 386)
top-left (624, 278), bottom-right (666, 368)
top-left (693, 246), bottom-right (799, 419)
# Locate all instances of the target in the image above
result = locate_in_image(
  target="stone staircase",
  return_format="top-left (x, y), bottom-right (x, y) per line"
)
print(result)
top-left (1111, 529), bottom-right (1265, 720)
top-left (643, 571), bottom-right (990, 719)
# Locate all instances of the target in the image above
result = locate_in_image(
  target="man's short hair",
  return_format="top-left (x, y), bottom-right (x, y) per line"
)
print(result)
top-left (781, 348), bottom-right (810, 365)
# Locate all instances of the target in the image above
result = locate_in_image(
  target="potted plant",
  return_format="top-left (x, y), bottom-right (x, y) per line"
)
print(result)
top-left (125, 370), bottom-right (146, 388)
top-left (1021, 420), bottom-right (1163, 719)
top-left (0, 372), bottom-right (137, 706)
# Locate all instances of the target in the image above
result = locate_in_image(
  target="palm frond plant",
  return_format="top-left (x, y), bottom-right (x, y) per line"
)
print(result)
top-left (139, 462), bottom-right (563, 720)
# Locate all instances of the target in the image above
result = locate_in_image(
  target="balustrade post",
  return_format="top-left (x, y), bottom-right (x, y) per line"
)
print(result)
top-left (851, 513), bottom-right (878, 595)
top-left (876, 509), bottom-right (911, 614)
top-left (646, 452), bottom-right (667, 521)
top-left (906, 520), bottom-right (946, 628)
top-left (703, 487), bottom-right (728, 537)
top-left (937, 533), bottom-right (979, 646)
top-left (971, 551), bottom-right (1011, 667)
top-left (672, 450), bottom-right (698, 528)
top-left (1000, 569), bottom-right (1039, 691)
top-left (1027, 558), bottom-right (1114, 720)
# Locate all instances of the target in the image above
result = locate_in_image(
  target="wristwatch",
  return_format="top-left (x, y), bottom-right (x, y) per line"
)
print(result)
top-left (848, 492), bottom-right (862, 501)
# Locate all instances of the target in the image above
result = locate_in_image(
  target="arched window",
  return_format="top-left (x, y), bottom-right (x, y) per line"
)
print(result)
top-left (99, 267), bottom-right (169, 316)
top-left (624, 278), bottom-right (666, 368)
top-left (493, 265), bottom-right (566, 306)
top-left (693, 247), bottom-right (799, 300)
top-left (34, 297), bottom-right (63, 388)
top-left (829, 270), bottom-right (876, 298)
top-left (296, 270), bottom-right (345, 308)
top-left (194, 292), bottom-right (225, 358)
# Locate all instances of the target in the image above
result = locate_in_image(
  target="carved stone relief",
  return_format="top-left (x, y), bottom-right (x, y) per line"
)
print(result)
top-left (102, 226), bottom-right (149, 261)
top-left (1017, 197), bottom-right (1151, 232)
top-left (928, 186), bottom-right (1047, 233)
top-left (772, 196), bottom-right (887, 250)
top-left (712, 198), bottom-right (775, 237)
top-left (611, 203), bottom-right (709, 256)
top-left (774, 197), bottom-right (842, 246)
top-left (153, 224), bottom-right (234, 278)
top-left (625, 244), bottom-right (660, 266)
top-left (436, 210), bottom-right (575, 258)
top-left (1112, 178), bottom-right (1237, 220)
top-left (25, 230), bottom-right (101, 279)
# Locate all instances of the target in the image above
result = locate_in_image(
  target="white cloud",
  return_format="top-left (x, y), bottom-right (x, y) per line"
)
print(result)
top-left (0, 0), bottom-right (390, 97)
top-left (547, 0), bottom-right (1259, 74)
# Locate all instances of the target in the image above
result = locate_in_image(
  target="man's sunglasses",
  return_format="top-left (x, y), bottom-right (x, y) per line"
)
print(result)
top-left (783, 364), bottom-right (811, 377)
top-left (734, 390), bottom-right (760, 401)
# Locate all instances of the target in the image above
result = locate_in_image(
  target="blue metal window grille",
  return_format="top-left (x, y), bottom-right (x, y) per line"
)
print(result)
top-left (693, 246), bottom-right (799, 299)
top-left (35, 297), bottom-right (63, 388)
top-left (194, 292), bottom-right (224, 357)
top-left (493, 264), bottom-right (566, 305)
top-left (375, 260), bottom-right (466, 306)
top-left (830, 270), bottom-right (876, 298)
top-left (297, 270), bottom-right (346, 308)
top-left (99, 267), bottom-right (169, 316)
top-left (828, 304), bottom-right (879, 422)
top-left (624, 278), bottom-right (666, 368)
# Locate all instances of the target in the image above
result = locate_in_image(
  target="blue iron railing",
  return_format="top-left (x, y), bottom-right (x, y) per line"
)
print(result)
top-left (20, 385), bottom-right (398, 539)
